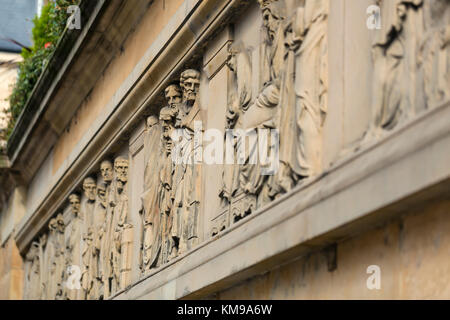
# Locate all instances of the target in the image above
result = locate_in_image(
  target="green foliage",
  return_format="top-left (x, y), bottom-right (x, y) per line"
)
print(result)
top-left (7, 0), bottom-right (80, 139)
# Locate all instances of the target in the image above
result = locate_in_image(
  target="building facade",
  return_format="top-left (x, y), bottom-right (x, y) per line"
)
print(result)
top-left (0, 0), bottom-right (39, 300)
top-left (0, 0), bottom-right (450, 300)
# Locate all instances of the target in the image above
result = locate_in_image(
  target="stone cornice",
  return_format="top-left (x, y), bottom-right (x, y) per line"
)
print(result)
top-left (6, 0), bottom-right (105, 183)
top-left (14, 0), bottom-right (250, 254)
top-left (112, 100), bottom-right (450, 300)
top-left (6, 0), bottom-right (156, 184)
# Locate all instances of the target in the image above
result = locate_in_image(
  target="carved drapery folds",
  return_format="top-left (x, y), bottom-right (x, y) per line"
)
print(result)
top-left (368, 0), bottom-right (449, 138)
top-left (23, 156), bottom-right (134, 300)
top-left (21, 0), bottom-right (449, 300)
top-left (214, 0), bottom-right (329, 235)
top-left (419, 0), bottom-right (450, 107)
top-left (140, 71), bottom-right (203, 272)
top-left (22, 0), bottom-right (331, 299)
top-left (21, 0), bottom-right (330, 299)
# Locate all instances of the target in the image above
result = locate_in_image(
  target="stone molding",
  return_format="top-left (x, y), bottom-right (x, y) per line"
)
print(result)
top-left (113, 100), bottom-right (450, 299)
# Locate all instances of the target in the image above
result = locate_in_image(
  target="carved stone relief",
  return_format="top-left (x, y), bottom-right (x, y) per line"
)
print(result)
top-left (24, 242), bottom-right (40, 300)
top-left (81, 177), bottom-right (97, 299)
top-left (22, 0), bottom-right (449, 300)
top-left (140, 75), bottom-right (203, 272)
top-left (23, 1), bottom-right (330, 299)
top-left (419, 0), bottom-right (450, 107)
top-left (110, 157), bottom-right (132, 293)
top-left (44, 214), bottom-right (65, 300)
top-left (65, 193), bottom-right (82, 300)
top-left (214, 0), bottom-right (329, 235)
top-left (367, 0), bottom-right (449, 138)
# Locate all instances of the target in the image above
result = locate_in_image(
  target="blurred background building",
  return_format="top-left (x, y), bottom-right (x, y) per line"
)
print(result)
top-left (0, 0), bottom-right (40, 152)
top-left (0, 0), bottom-right (39, 299)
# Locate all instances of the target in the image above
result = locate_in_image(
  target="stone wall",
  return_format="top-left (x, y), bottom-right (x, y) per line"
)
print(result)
top-left (2, 0), bottom-right (449, 300)
top-left (210, 198), bottom-right (450, 299)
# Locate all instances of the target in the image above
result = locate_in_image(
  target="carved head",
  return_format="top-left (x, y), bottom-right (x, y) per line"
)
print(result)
top-left (27, 242), bottom-right (40, 270)
top-left (146, 115), bottom-right (159, 129)
top-left (165, 84), bottom-right (183, 108)
top-left (180, 69), bottom-right (200, 105)
top-left (114, 157), bottom-right (129, 185)
top-left (97, 182), bottom-right (107, 207)
top-left (26, 242), bottom-right (39, 262)
top-left (56, 213), bottom-right (65, 233)
top-left (69, 194), bottom-right (81, 216)
top-left (83, 177), bottom-right (97, 202)
top-left (100, 160), bottom-right (114, 184)
top-left (259, 0), bottom-right (285, 42)
top-left (159, 107), bottom-right (175, 155)
top-left (49, 218), bottom-right (58, 232)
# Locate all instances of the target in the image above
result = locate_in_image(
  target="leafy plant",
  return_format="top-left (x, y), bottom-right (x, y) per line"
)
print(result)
top-left (7, 0), bottom-right (79, 139)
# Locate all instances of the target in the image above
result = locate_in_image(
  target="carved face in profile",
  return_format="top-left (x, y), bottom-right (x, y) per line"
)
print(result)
top-left (83, 177), bottom-right (97, 202)
top-left (100, 160), bottom-right (114, 184)
top-left (97, 183), bottom-right (107, 207)
top-left (114, 157), bottom-right (129, 184)
top-left (180, 70), bottom-right (200, 104)
top-left (147, 115), bottom-right (158, 129)
top-left (29, 242), bottom-right (40, 271)
top-left (56, 214), bottom-right (65, 233)
top-left (159, 107), bottom-right (174, 155)
top-left (49, 218), bottom-right (57, 232)
top-left (69, 194), bottom-right (80, 215)
top-left (165, 84), bottom-right (182, 108)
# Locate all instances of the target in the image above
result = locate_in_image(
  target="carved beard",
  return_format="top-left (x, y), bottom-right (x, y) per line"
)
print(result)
top-left (101, 169), bottom-right (113, 183)
top-left (98, 194), bottom-right (107, 208)
top-left (164, 136), bottom-right (173, 156)
top-left (169, 98), bottom-right (181, 108)
top-left (86, 192), bottom-right (96, 202)
top-left (183, 90), bottom-right (197, 105)
top-left (116, 177), bottom-right (127, 193)
top-left (72, 206), bottom-right (80, 216)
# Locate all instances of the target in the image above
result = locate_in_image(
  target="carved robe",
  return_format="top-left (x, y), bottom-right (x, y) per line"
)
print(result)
top-left (172, 101), bottom-right (202, 255)
top-left (420, 0), bottom-right (450, 108)
top-left (371, 0), bottom-right (424, 132)
top-left (141, 123), bottom-right (163, 270)
top-left (238, 3), bottom-right (286, 202)
top-left (89, 198), bottom-right (106, 299)
top-left (101, 183), bottom-right (114, 297)
top-left (110, 182), bottom-right (128, 292)
top-left (219, 45), bottom-right (252, 207)
top-left (24, 243), bottom-right (40, 300)
top-left (53, 227), bottom-right (66, 300)
top-left (81, 200), bottom-right (95, 299)
top-left (65, 213), bottom-right (82, 300)
top-left (278, 0), bottom-right (328, 183)
top-left (45, 228), bottom-right (58, 299)
top-left (81, 230), bottom-right (95, 299)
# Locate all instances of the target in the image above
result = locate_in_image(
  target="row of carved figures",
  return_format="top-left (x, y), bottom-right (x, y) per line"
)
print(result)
top-left (23, 67), bottom-right (205, 300)
top-left (24, 156), bottom-right (132, 300)
top-left (22, 0), bottom-right (331, 300)
top-left (22, 0), bottom-right (449, 300)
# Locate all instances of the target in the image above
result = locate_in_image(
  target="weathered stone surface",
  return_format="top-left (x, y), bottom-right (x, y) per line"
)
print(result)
top-left (1, 0), bottom-right (449, 300)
